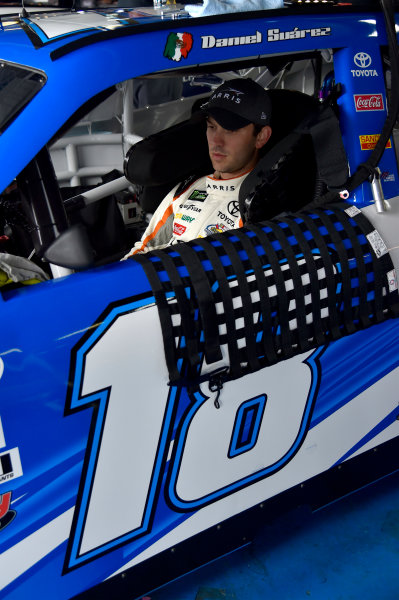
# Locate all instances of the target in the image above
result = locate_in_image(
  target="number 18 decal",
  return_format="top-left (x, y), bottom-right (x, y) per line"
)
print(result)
top-left (65, 295), bottom-right (322, 571)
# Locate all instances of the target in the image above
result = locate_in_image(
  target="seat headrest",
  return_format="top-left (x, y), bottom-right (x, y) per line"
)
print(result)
top-left (124, 115), bottom-right (212, 187)
top-left (267, 89), bottom-right (320, 148)
top-left (124, 89), bottom-right (320, 187)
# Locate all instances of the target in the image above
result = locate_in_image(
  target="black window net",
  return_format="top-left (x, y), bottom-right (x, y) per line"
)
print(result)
top-left (133, 204), bottom-right (399, 387)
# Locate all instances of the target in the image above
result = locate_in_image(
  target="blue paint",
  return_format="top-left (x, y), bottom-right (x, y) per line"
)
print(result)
top-left (149, 471), bottom-right (399, 600)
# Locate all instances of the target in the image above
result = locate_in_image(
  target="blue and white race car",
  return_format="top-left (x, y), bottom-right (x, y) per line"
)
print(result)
top-left (1, 1), bottom-right (399, 598)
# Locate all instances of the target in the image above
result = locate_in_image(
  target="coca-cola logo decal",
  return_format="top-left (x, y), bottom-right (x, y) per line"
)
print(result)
top-left (354, 93), bottom-right (384, 112)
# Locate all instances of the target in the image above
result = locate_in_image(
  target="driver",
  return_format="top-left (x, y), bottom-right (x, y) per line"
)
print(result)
top-left (123, 78), bottom-right (272, 257)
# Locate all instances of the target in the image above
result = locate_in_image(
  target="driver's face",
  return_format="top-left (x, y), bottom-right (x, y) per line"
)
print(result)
top-left (206, 116), bottom-right (271, 179)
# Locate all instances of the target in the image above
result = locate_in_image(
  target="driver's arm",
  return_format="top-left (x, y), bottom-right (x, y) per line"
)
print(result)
top-left (122, 183), bottom-right (179, 257)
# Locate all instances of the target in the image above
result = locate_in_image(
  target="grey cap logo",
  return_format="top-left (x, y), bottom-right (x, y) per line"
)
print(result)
top-left (225, 87), bottom-right (244, 95)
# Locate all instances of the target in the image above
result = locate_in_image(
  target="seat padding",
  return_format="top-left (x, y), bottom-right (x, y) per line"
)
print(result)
top-left (124, 115), bottom-right (212, 187)
top-left (124, 89), bottom-right (320, 187)
top-left (123, 89), bottom-right (329, 217)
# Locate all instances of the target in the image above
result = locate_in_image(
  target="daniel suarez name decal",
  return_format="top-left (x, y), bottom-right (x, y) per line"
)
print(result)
top-left (200, 26), bottom-right (331, 49)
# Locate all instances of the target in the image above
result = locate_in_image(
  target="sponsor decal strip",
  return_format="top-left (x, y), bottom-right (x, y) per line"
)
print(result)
top-left (0, 491), bottom-right (16, 532)
top-left (354, 94), bottom-right (384, 112)
top-left (267, 27), bottom-right (331, 42)
top-left (352, 52), bottom-right (378, 77)
top-left (164, 32), bottom-right (193, 62)
top-left (381, 171), bottom-right (395, 182)
top-left (173, 223), bottom-right (186, 236)
top-left (0, 448), bottom-right (23, 485)
top-left (351, 69), bottom-right (378, 77)
top-left (201, 31), bottom-right (261, 49)
top-left (359, 134), bottom-right (392, 151)
top-left (200, 27), bottom-right (331, 50)
top-left (189, 190), bottom-right (207, 201)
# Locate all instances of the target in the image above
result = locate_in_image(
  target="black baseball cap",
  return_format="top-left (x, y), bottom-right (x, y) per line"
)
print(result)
top-left (201, 78), bottom-right (272, 131)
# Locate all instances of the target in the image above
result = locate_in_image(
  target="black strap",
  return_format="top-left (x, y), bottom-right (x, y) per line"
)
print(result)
top-left (276, 215), bottom-right (331, 347)
top-left (173, 174), bottom-right (203, 199)
top-left (172, 243), bottom-right (223, 366)
top-left (239, 130), bottom-right (303, 221)
top-left (152, 250), bottom-right (201, 371)
top-left (191, 236), bottom-right (241, 377)
top-left (133, 254), bottom-right (181, 383)
top-left (246, 223), bottom-right (294, 359)
top-left (309, 105), bottom-right (348, 189)
top-left (230, 228), bottom-right (278, 364)
top-left (329, 209), bottom-right (371, 329)
top-left (209, 232), bottom-right (260, 374)
top-left (292, 212), bottom-right (343, 341)
top-left (268, 218), bottom-right (310, 353)
top-left (312, 209), bottom-right (356, 335)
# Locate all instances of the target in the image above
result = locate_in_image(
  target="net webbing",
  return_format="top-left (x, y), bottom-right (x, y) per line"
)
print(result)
top-left (133, 204), bottom-right (399, 386)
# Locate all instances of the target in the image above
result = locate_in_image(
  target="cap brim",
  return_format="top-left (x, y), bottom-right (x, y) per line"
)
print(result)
top-left (205, 107), bottom-right (252, 131)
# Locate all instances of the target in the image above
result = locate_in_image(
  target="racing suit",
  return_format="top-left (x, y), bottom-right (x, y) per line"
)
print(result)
top-left (124, 172), bottom-right (247, 256)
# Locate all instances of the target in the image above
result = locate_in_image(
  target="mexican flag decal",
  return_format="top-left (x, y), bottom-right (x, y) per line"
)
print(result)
top-left (164, 32), bottom-right (193, 61)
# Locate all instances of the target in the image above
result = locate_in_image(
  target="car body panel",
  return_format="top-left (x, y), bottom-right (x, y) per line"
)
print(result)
top-left (1, 3), bottom-right (399, 599)
top-left (1, 251), bottom-right (399, 599)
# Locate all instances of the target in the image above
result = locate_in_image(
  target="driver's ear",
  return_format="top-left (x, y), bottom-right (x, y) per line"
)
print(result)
top-left (255, 125), bottom-right (272, 149)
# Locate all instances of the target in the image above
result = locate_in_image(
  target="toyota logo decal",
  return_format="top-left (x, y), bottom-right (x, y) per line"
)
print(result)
top-left (354, 52), bottom-right (372, 68)
top-left (228, 200), bottom-right (240, 217)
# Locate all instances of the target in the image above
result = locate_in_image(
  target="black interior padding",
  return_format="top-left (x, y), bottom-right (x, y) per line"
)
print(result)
top-left (124, 116), bottom-right (212, 187)
top-left (132, 204), bottom-right (399, 386)
top-left (123, 89), bottom-right (320, 190)
top-left (124, 89), bottom-right (348, 219)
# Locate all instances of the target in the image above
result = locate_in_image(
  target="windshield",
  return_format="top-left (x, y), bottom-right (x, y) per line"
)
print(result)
top-left (0, 61), bottom-right (46, 134)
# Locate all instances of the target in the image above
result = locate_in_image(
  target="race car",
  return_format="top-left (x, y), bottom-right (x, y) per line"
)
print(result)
top-left (1, 1), bottom-right (399, 598)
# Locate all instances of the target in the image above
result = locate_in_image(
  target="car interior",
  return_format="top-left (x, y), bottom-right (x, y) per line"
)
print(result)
top-left (0, 50), bottom-right (394, 284)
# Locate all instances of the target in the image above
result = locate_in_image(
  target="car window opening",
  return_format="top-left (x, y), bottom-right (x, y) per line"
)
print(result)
top-left (0, 48), bottom-right (395, 288)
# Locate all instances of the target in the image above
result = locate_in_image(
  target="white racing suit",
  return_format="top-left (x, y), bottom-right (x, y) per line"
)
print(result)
top-left (124, 172), bottom-right (248, 256)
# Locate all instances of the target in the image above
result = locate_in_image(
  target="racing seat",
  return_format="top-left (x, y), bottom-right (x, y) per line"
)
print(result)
top-left (124, 88), bottom-right (348, 220)
top-left (124, 113), bottom-right (212, 213)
